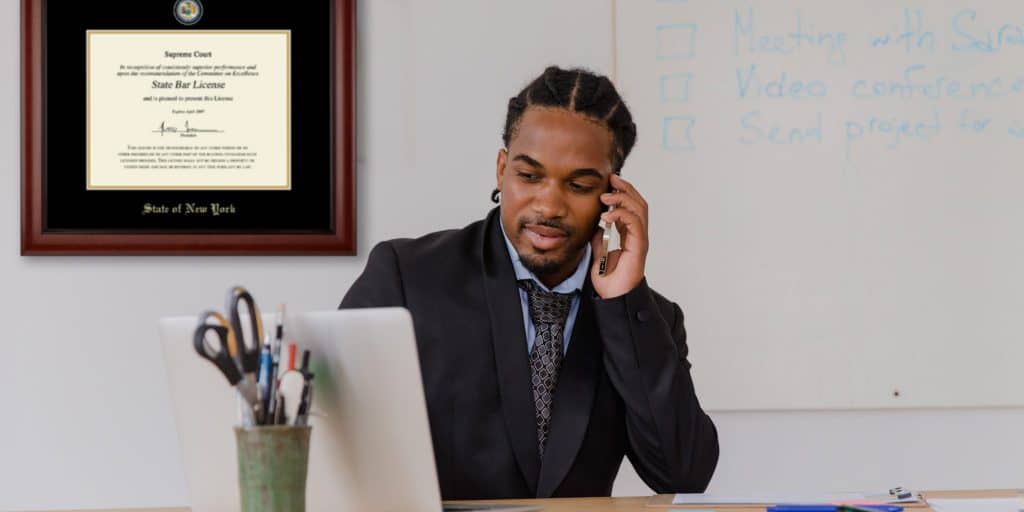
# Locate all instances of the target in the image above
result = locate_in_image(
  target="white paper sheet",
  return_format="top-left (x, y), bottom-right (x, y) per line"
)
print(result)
top-left (672, 492), bottom-right (866, 505)
top-left (929, 498), bottom-right (1021, 512)
top-left (672, 492), bottom-right (922, 506)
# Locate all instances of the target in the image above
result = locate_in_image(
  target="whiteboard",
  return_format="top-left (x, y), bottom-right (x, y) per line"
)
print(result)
top-left (615, 1), bottom-right (1024, 410)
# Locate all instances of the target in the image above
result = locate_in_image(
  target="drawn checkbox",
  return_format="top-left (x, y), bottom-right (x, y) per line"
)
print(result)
top-left (662, 116), bottom-right (696, 151)
top-left (660, 73), bottom-right (694, 103)
top-left (656, 23), bottom-right (697, 60)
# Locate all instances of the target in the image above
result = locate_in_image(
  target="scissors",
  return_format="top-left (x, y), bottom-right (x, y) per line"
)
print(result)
top-left (193, 310), bottom-right (261, 424)
top-left (225, 286), bottom-right (264, 386)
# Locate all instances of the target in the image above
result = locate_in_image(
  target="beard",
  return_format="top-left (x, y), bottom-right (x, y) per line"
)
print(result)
top-left (518, 253), bottom-right (567, 276)
top-left (515, 216), bottom-right (588, 277)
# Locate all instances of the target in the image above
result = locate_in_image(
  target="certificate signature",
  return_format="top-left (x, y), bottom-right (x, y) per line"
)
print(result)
top-left (153, 120), bottom-right (224, 136)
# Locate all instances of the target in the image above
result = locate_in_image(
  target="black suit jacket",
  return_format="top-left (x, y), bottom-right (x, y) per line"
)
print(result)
top-left (340, 208), bottom-right (718, 499)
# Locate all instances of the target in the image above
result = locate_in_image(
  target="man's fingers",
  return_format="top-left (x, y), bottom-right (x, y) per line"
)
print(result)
top-left (601, 208), bottom-right (649, 255)
top-left (610, 174), bottom-right (648, 209)
top-left (601, 207), bottom-right (643, 232)
top-left (600, 192), bottom-right (647, 228)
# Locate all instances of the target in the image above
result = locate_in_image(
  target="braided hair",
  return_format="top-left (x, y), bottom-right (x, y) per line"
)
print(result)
top-left (494, 66), bottom-right (637, 203)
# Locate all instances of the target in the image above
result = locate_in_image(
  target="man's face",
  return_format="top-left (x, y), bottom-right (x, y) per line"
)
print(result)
top-left (496, 107), bottom-right (615, 282)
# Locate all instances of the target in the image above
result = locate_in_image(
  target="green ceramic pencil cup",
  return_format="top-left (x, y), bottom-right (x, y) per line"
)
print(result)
top-left (234, 425), bottom-right (312, 512)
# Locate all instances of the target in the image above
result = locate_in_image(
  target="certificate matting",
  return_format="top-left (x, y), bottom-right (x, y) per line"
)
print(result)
top-left (22, 0), bottom-right (355, 254)
top-left (87, 30), bottom-right (291, 191)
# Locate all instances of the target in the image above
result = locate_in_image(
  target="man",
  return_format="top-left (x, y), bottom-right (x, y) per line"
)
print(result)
top-left (340, 66), bottom-right (718, 499)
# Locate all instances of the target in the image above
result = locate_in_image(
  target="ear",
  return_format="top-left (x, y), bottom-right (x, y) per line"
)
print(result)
top-left (495, 147), bottom-right (508, 190)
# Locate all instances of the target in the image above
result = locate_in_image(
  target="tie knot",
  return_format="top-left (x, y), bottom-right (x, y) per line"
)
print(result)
top-left (519, 280), bottom-right (574, 326)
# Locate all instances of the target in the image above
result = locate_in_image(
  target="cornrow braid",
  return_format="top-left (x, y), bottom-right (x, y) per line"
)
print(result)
top-left (502, 66), bottom-right (637, 173)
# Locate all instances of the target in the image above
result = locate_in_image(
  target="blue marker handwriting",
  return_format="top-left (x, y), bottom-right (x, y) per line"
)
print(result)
top-left (870, 8), bottom-right (936, 55)
top-left (844, 111), bottom-right (942, 160)
top-left (958, 109), bottom-right (993, 134)
top-left (951, 9), bottom-right (1024, 54)
top-left (737, 64), bottom-right (828, 100)
top-left (733, 7), bottom-right (848, 65)
top-left (850, 64), bottom-right (1024, 101)
top-left (740, 111), bottom-right (824, 145)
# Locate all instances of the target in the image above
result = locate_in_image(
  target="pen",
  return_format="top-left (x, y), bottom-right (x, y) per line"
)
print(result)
top-left (296, 350), bottom-right (313, 425)
top-left (840, 506), bottom-right (903, 512)
top-left (768, 506), bottom-right (838, 512)
top-left (274, 304), bottom-right (285, 350)
top-left (295, 379), bottom-right (312, 426)
top-left (286, 343), bottom-right (297, 372)
top-left (272, 395), bottom-right (284, 425)
top-left (768, 506), bottom-right (903, 512)
top-left (267, 304), bottom-right (285, 421)
top-left (256, 341), bottom-right (272, 423)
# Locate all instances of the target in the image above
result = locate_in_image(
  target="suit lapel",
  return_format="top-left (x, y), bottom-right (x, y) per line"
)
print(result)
top-left (480, 208), bottom-right (540, 495)
top-left (536, 279), bottom-right (602, 498)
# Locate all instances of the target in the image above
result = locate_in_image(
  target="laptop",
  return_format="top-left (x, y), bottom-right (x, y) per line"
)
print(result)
top-left (159, 308), bottom-right (539, 512)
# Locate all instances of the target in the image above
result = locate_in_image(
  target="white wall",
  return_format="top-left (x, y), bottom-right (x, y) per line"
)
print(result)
top-left (1, 1), bottom-right (1021, 510)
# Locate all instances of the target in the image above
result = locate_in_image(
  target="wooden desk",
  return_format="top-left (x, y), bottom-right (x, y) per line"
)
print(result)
top-left (462, 487), bottom-right (1015, 512)
top-left (36, 490), bottom-right (1021, 512)
top-left (455, 490), bottom-right (1019, 512)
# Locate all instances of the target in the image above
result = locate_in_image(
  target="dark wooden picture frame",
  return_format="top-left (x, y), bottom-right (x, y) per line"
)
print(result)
top-left (22, 0), bottom-right (355, 255)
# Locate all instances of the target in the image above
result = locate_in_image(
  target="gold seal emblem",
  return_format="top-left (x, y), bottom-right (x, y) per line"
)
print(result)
top-left (174, 0), bottom-right (203, 26)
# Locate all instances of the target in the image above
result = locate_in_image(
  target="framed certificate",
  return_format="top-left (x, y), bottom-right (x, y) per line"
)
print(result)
top-left (22, 0), bottom-right (355, 254)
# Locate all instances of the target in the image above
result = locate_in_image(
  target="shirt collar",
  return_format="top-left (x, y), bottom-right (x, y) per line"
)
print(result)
top-left (500, 217), bottom-right (590, 294)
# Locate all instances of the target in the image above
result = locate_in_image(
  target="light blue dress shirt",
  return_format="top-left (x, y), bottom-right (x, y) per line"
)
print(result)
top-left (500, 220), bottom-right (591, 355)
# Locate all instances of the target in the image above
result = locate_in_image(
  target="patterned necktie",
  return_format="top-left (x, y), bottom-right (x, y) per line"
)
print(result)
top-left (519, 279), bottom-right (574, 458)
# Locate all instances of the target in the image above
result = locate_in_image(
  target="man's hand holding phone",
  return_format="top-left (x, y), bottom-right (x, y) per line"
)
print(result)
top-left (590, 173), bottom-right (649, 299)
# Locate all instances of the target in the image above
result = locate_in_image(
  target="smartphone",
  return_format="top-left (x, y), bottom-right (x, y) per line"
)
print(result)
top-left (598, 181), bottom-right (615, 275)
